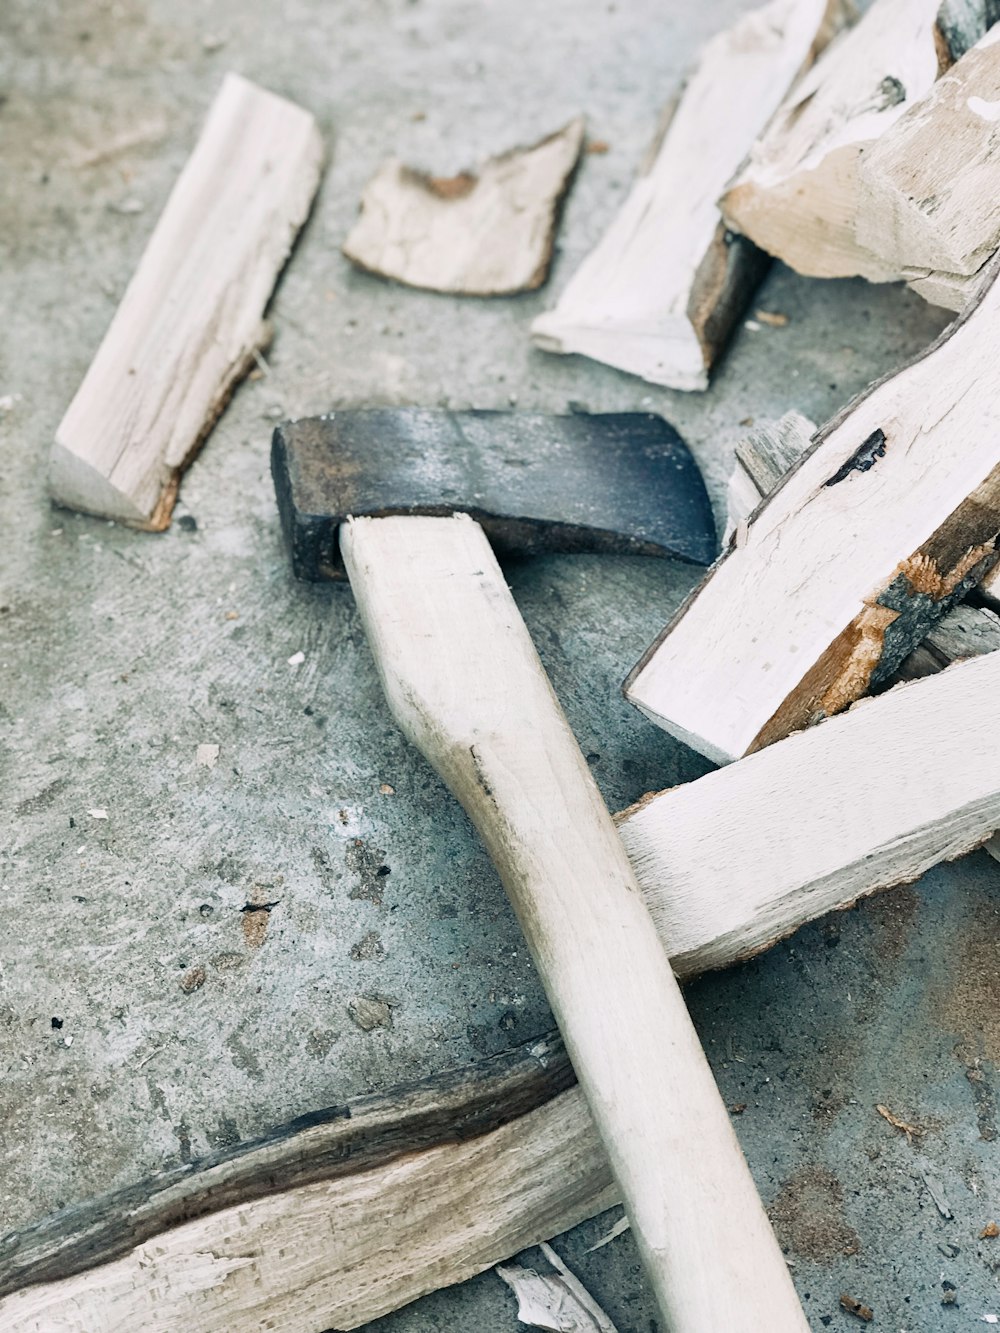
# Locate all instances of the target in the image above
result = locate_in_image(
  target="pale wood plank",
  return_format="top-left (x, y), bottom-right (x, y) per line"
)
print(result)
top-left (342, 119), bottom-right (584, 295)
top-left (720, 0), bottom-right (950, 280)
top-left (530, 0), bottom-right (851, 390)
top-left (626, 258), bottom-right (1000, 764)
top-left (621, 651), bottom-right (1000, 977)
top-left (50, 73), bottom-right (323, 528)
top-left (857, 28), bottom-right (1000, 279)
top-left (339, 513), bottom-right (807, 1333)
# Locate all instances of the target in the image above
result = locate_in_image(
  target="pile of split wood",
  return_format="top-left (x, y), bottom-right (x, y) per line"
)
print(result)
top-left (8, 2), bottom-right (1000, 1332)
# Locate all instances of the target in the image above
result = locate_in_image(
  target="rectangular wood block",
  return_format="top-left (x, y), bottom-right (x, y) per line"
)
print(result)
top-left (50, 73), bottom-right (323, 528)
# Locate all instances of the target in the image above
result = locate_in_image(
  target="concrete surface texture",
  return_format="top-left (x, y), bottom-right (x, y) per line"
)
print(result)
top-left (2, 0), bottom-right (999, 1329)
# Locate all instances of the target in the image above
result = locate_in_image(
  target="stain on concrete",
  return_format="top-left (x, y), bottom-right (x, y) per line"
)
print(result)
top-left (206, 1115), bottom-right (241, 1150)
top-left (348, 994), bottom-right (394, 1031)
top-left (938, 902), bottom-right (1000, 1061)
top-left (226, 1030), bottom-right (262, 1078)
top-left (857, 884), bottom-right (919, 963)
top-left (345, 838), bottom-right (390, 905)
top-left (768, 1166), bottom-right (861, 1261)
top-left (306, 1029), bottom-right (338, 1059)
top-left (349, 930), bottom-right (385, 961)
top-left (15, 776), bottom-right (69, 817)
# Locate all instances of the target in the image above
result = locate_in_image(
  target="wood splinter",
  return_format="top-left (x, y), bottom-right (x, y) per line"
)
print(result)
top-left (50, 73), bottom-right (323, 529)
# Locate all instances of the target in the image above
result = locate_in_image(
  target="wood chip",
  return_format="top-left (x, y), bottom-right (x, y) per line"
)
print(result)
top-left (497, 1241), bottom-right (620, 1332)
top-left (841, 1293), bottom-right (874, 1321)
top-left (530, 0), bottom-right (853, 390)
top-left (342, 118), bottom-right (584, 295)
top-left (981, 1221), bottom-right (1000, 1238)
top-left (876, 1103), bottom-right (923, 1142)
top-left (754, 309), bottom-right (789, 327)
top-left (50, 73), bottom-right (323, 529)
top-left (922, 1168), bottom-right (955, 1219)
top-left (585, 1214), bottom-right (630, 1252)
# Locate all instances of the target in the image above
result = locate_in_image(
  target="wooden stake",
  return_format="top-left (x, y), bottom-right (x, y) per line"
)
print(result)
top-left (720, 0), bottom-right (963, 280)
top-left (626, 257), bottom-right (1000, 764)
top-left (530, 0), bottom-right (852, 390)
top-left (50, 74), bottom-right (323, 528)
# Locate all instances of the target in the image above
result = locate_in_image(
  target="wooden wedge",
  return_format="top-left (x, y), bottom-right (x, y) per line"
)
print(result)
top-left (626, 256), bottom-right (1000, 764)
top-left (50, 74), bottom-right (323, 528)
top-left (530, 0), bottom-right (852, 390)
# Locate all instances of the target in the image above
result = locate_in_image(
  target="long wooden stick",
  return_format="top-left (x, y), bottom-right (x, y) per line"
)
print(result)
top-left (7, 650), bottom-right (1000, 1326)
top-left (50, 74), bottom-right (323, 528)
top-left (339, 513), bottom-right (807, 1332)
top-left (627, 254), bottom-right (1000, 763)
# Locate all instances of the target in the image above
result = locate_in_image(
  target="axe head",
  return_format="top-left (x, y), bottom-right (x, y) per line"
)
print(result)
top-left (271, 408), bottom-right (716, 580)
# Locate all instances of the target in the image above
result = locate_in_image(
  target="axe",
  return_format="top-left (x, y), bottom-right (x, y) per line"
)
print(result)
top-left (272, 409), bottom-right (807, 1332)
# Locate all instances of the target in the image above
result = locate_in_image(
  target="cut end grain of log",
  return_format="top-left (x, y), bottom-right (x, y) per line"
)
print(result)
top-left (530, 0), bottom-right (853, 390)
top-left (50, 73), bottom-right (323, 529)
top-left (342, 118), bottom-right (584, 296)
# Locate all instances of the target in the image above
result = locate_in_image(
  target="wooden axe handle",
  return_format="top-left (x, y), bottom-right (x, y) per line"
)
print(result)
top-left (340, 513), bottom-right (807, 1332)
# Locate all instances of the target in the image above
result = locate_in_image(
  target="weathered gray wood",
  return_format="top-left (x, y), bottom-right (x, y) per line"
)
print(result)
top-left (626, 256), bottom-right (1000, 764)
top-left (342, 119), bottom-right (584, 295)
top-left (723, 411), bottom-right (816, 542)
top-left (50, 74), bottom-right (323, 528)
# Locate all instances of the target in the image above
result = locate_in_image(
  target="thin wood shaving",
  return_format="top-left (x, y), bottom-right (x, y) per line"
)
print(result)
top-left (981, 1221), bottom-right (1000, 1238)
top-left (585, 1214), bottom-right (630, 1252)
top-left (876, 1103), bottom-right (923, 1142)
top-left (497, 1241), bottom-right (619, 1331)
top-left (755, 309), bottom-right (790, 326)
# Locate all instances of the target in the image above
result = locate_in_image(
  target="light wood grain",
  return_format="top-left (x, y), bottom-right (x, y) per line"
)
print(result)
top-left (9, 640), bottom-right (1000, 1327)
top-left (340, 513), bottom-right (808, 1333)
top-left (626, 257), bottom-right (1000, 764)
top-left (0, 1081), bottom-right (617, 1333)
top-left (621, 651), bottom-right (1000, 976)
top-left (530, 0), bottom-right (851, 390)
top-left (50, 73), bottom-right (323, 528)
top-left (342, 119), bottom-right (584, 295)
top-left (720, 0), bottom-right (948, 280)
top-left (858, 28), bottom-right (1000, 293)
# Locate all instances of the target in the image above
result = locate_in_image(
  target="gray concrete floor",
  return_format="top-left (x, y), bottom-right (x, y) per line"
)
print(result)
top-left (3, 1), bottom-right (1000, 1328)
